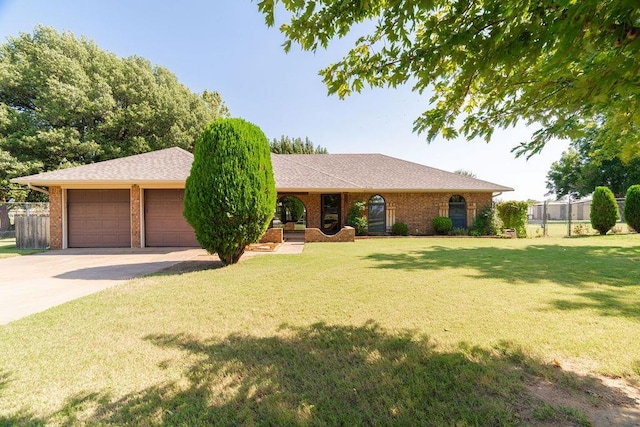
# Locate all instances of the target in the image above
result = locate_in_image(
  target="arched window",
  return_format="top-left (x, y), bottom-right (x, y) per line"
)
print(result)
top-left (368, 195), bottom-right (386, 234)
top-left (449, 195), bottom-right (467, 229)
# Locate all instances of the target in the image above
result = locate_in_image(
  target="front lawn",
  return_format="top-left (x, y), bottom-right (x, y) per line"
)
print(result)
top-left (0, 238), bottom-right (44, 258)
top-left (1, 236), bottom-right (639, 425)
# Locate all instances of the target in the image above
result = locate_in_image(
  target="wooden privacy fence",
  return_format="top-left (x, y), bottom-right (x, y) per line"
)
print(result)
top-left (15, 215), bottom-right (50, 249)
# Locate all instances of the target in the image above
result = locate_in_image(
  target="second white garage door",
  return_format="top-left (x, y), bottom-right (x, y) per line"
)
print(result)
top-left (144, 189), bottom-right (199, 247)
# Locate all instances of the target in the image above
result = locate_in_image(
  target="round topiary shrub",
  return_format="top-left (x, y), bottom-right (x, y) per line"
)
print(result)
top-left (624, 184), bottom-right (640, 232)
top-left (432, 216), bottom-right (453, 235)
top-left (184, 118), bottom-right (276, 265)
top-left (391, 221), bottom-right (409, 236)
top-left (590, 186), bottom-right (618, 235)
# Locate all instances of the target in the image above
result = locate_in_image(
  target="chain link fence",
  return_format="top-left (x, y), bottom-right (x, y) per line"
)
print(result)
top-left (527, 198), bottom-right (628, 237)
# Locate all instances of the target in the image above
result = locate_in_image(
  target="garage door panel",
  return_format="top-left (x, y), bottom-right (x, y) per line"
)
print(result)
top-left (68, 189), bottom-right (131, 248)
top-left (145, 189), bottom-right (198, 247)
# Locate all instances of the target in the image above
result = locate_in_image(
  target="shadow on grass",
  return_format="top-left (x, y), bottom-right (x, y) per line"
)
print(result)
top-left (365, 245), bottom-right (640, 318)
top-left (0, 370), bottom-right (46, 426)
top-left (153, 259), bottom-right (224, 275)
top-left (14, 323), bottom-right (640, 426)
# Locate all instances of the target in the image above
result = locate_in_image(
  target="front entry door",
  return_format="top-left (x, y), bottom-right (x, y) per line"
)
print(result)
top-left (321, 194), bottom-right (341, 235)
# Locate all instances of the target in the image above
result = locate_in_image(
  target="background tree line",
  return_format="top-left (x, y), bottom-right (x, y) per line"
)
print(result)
top-left (0, 26), bottom-right (229, 201)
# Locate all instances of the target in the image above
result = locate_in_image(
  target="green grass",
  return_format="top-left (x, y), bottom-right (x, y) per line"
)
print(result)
top-left (527, 220), bottom-right (632, 237)
top-left (0, 238), bottom-right (44, 258)
top-left (1, 236), bottom-right (639, 425)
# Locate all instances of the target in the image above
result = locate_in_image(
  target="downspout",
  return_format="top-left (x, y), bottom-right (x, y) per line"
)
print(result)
top-left (28, 183), bottom-right (49, 196)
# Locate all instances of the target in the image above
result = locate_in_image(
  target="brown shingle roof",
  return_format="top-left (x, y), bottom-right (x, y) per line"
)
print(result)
top-left (12, 147), bottom-right (194, 185)
top-left (272, 154), bottom-right (513, 192)
top-left (12, 148), bottom-right (513, 193)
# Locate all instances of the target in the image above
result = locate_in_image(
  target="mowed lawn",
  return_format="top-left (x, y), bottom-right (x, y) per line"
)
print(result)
top-left (0, 238), bottom-right (42, 258)
top-left (1, 236), bottom-right (639, 425)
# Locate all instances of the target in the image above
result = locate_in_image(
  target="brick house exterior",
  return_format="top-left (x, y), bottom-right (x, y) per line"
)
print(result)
top-left (13, 148), bottom-right (512, 249)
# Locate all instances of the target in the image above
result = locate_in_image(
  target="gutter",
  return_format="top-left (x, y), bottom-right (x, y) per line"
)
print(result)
top-left (28, 183), bottom-right (49, 196)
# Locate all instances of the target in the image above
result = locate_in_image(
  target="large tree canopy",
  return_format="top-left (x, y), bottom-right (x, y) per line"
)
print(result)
top-left (546, 131), bottom-right (640, 199)
top-left (0, 26), bottom-right (229, 200)
top-left (257, 1), bottom-right (640, 159)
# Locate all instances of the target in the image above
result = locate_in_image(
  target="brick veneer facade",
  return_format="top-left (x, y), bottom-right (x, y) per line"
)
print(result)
top-left (48, 186), bottom-right (63, 249)
top-left (344, 192), bottom-right (492, 235)
top-left (305, 226), bottom-right (355, 242)
top-left (260, 227), bottom-right (283, 243)
top-left (280, 192), bottom-right (493, 236)
top-left (48, 189), bottom-right (495, 249)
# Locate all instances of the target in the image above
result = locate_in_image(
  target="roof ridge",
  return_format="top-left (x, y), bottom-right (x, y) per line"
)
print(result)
top-left (277, 155), bottom-right (364, 189)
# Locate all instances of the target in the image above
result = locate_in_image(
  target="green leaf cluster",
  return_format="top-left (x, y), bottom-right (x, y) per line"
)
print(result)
top-left (270, 136), bottom-right (328, 154)
top-left (258, 1), bottom-right (640, 160)
top-left (471, 205), bottom-right (498, 236)
top-left (346, 200), bottom-right (367, 236)
top-left (391, 221), bottom-right (408, 236)
top-left (590, 186), bottom-right (619, 235)
top-left (495, 201), bottom-right (528, 238)
top-left (432, 216), bottom-right (453, 235)
top-left (624, 185), bottom-right (640, 232)
top-left (183, 118), bottom-right (276, 266)
top-left (546, 129), bottom-right (640, 200)
top-left (279, 196), bottom-right (305, 223)
top-left (0, 26), bottom-right (229, 200)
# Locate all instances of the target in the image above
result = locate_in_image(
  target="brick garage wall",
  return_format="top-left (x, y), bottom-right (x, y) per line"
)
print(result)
top-left (131, 185), bottom-right (141, 248)
top-left (344, 192), bottom-right (494, 235)
top-left (49, 186), bottom-right (63, 249)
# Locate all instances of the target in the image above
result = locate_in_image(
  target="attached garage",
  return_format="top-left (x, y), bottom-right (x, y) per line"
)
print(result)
top-left (144, 189), bottom-right (198, 247)
top-left (67, 189), bottom-right (131, 248)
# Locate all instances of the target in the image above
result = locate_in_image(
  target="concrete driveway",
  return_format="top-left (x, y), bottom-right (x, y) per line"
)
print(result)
top-left (0, 248), bottom-right (205, 325)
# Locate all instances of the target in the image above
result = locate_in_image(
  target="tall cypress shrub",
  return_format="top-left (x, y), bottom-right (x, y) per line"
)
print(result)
top-left (624, 184), bottom-right (640, 232)
top-left (184, 118), bottom-right (276, 265)
top-left (590, 186), bottom-right (618, 235)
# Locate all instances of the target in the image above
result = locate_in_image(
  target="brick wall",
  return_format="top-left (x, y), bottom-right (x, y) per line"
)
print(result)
top-left (260, 227), bottom-right (283, 243)
top-left (344, 192), bottom-right (493, 235)
top-left (48, 186), bottom-right (63, 249)
top-left (131, 185), bottom-right (141, 248)
top-left (305, 226), bottom-right (355, 242)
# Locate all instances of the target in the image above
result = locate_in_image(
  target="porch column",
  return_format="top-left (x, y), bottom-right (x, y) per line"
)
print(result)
top-left (131, 185), bottom-right (142, 248)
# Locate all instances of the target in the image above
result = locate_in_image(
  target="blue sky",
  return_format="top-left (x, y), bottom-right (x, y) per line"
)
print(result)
top-left (0, 0), bottom-right (570, 200)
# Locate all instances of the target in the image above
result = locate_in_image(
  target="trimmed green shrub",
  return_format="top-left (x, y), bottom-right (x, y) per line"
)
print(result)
top-left (495, 201), bottom-right (528, 238)
top-left (451, 227), bottom-right (468, 236)
top-left (184, 118), bottom-right (276, 266)
top-left (624, 184), bottom-right (640, 232)
top-left (432, 216), bottom-right (453, 235)
top-left (346, 201), bottom-right (367, 236)
top-left (279, 196), bottom-right (305, 223)
top-left (391, 221), bottom-right (408, 236)
top-left (471, 205), bottom-right (498, 236)
top-left (590, 186), bottom-right (618, 235)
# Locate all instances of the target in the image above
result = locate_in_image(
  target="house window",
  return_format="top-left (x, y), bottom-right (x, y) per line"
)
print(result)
top-left (449, 195), bottom-right (467, 229)
top-left (321, 194), bottom-right (341, 235)
top-left (368, 195), bottom-right (386, 234)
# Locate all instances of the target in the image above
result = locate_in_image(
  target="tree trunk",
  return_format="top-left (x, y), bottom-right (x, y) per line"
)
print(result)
top-left (218, 246), bottom-right (246, 266)
top-left (0, 204), bottom-right (10, 232)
